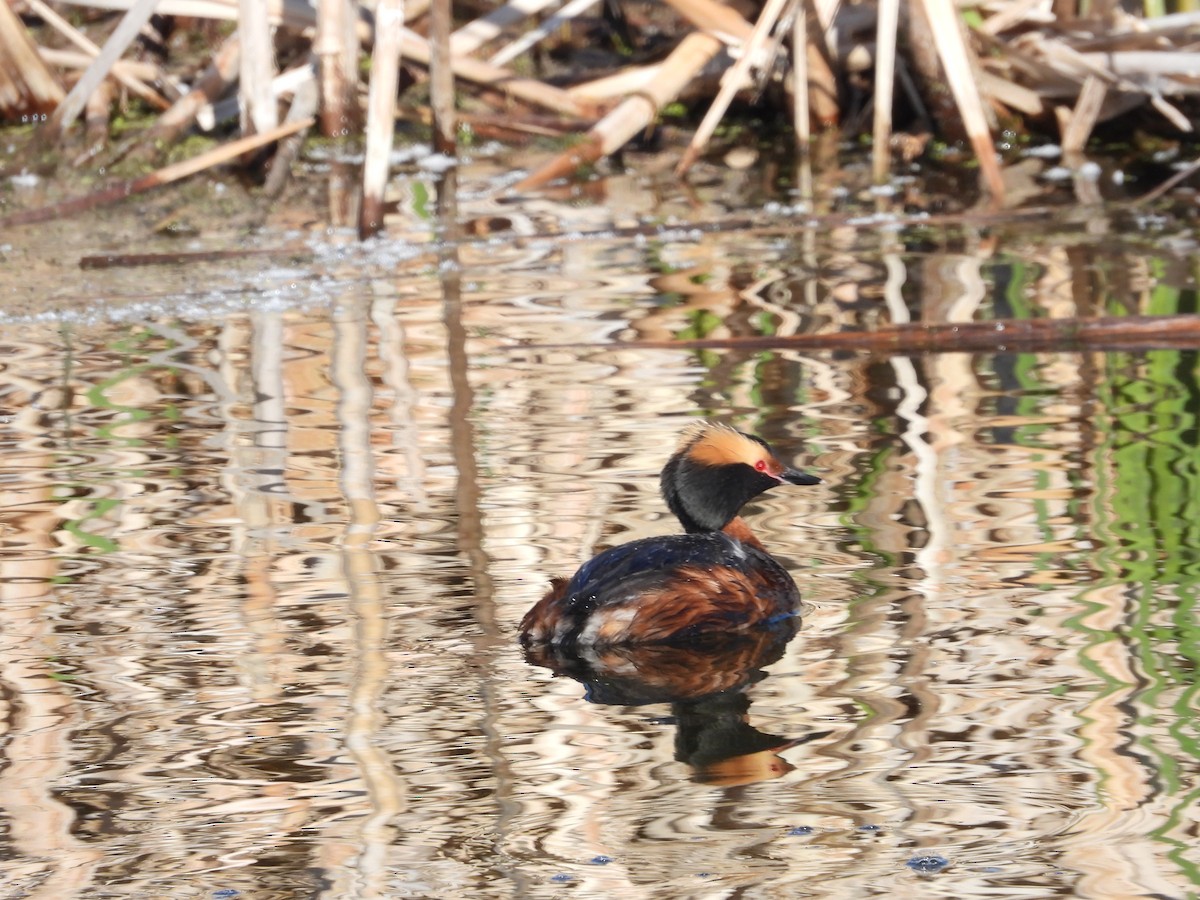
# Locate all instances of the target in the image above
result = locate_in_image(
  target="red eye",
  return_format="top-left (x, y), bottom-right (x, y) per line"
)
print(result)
top-left (754, 459), bottom-right (767, 472)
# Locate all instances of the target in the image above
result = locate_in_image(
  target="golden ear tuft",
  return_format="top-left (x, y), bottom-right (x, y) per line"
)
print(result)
top-left (680, 421), bottom-right (768, 467)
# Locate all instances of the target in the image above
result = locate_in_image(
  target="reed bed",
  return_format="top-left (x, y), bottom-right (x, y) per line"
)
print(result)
top-left (3, 0), bottom-right (1200, 231)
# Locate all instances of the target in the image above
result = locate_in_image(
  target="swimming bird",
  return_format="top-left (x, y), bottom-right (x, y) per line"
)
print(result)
top-left (519, 422), bottom-right (820, 647)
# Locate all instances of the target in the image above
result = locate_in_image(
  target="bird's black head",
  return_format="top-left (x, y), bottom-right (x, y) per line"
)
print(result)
top-left (660, 422), bottom-right (820, 533)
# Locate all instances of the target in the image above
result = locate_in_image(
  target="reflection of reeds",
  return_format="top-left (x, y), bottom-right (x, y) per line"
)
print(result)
top-left (1, 224), bottom-right (1199, 893)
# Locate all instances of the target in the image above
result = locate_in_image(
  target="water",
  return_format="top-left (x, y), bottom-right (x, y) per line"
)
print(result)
top-left (1, 164), bottom-right (1198, 898)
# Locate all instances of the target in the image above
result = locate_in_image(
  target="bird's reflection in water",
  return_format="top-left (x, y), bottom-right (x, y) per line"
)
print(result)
top-left (524, 619), bottom-right (827, 786)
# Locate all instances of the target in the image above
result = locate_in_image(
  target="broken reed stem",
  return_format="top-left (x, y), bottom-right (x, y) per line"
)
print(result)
top-left (429, 0), bottom-right (456, 153)
top-left (238, 0), bottom-right (279, 134)
top-left (449, 0), bottom-right (559, 56)
top-left (677, 0), bottom-right (791, 176)
top-left (137, 34), bottom-right (239, 151)
top-left (917, 0), bottom-right (1005, 199)
top-left (660, 0), bottom-right (752, 41)
top-left (45, 0), bottom-right (161, 135)
top-left (0, 0), bottom-right (63, 114)
top-left (263, 73), bottom-right (316, 196)
top-left (399, 27), bottom-right (594, 119)
top-left (315, 0), bottom-right (359, 135)
top-left (25, 0), bottom-right (163, 109)
top-left (792, 0), bottom-right (809, 154)
top-left (489, 0), bottom-right (601, 68)
top-left (872, 0), bottom-right (899, 183)
top-left (1061, 74), bottom-right (1106, 154)
top-left (360, 0), bottom-right (405, 238)
top-left (804, 0), bottom-right (839, 127)
top-left (512, 31), bottom-right (723, 192)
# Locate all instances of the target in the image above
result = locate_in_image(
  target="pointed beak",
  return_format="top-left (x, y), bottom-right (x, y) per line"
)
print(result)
top-left (779, 467), bottom-right (821, 486)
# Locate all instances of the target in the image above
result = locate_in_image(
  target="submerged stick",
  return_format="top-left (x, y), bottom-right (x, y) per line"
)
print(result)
top-left (573, 315), bottom-right (1200, 354)
top-left (0, 118), bottom-right (314, 228)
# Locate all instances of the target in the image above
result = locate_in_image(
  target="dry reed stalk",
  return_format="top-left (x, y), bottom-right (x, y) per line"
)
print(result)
top-left (316, 0), bottom-right (359, 135)
top-left (398, 27), bottom-right (595, 119)
top-left (916, 0), bottom-right (1005, 199)
top-left (1132, 155), bottom-right (1200, 205)
top-left (1060, 74), bottom-right (1106, 153)
top-left (239, 0), bottom-right (279, 135)
top-left (511, 31), bottom-right (722, 193)
top-left (872, 0), bottom-right (899, 183)
top-left (791, 0), bottom-right (809, 152)
top-left (660, 0), bottom-right (752, 42)
top-left (568, 65), bottom-right (659, 101)
top-left (136, 34), bottom-right (239, 150)
top-left (25, 0), bottom-right (166, 109)
top-left (803, 0), bottom-right (838, 126)
top-left (84, 76), bottom-right (114, 147)
top-left (976, 70), bottom-right (1043, 116)
top-left (449, 0), bottom-right (560, 57)
top-left (36, 47), bottom-right (159, 82)
top-left (0, 0), bottom-right (64, 116)
top-left (360, 0), bottom-right (405, 238)
top-left (0, 117), bottom-right (313, 228)
top-left (45, 0), bottom-right (162, 136)
top-left (676, 0), bottom-right (790, 176)
top-left (425, 108), bottom-right (574, 138)
top-left (488, 0), bottom-right (600, 67)
top-left (429, 0), bottom-right (456, 152)
top-left (978, 0), bottom-right (1049, 36)
top-left (54, 0), bottom-right (313, 29)
top-left (404, 0), bottom-right (431, 21)
top-left (264, 74), bottom-right (316, 195)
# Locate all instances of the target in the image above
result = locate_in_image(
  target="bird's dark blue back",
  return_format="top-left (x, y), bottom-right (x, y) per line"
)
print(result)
top-left (560, 532), bottom-right (757, 612)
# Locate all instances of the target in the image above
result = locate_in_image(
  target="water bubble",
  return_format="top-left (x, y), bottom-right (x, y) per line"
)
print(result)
top-left (787, 826), bottom-right (814, 836)
top-left (590, 855), bottom-right (613, 865)
top-left (906, 855), bottom-right (950, 874)
top-left (550, 873), bottom-right (573, 882)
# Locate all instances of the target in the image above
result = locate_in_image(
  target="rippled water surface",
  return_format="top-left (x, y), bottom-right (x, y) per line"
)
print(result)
top-left (2, 164), bottom-right (1199, 899)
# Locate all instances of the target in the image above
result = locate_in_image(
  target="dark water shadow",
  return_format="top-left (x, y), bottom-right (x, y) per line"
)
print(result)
top-left (525, 620), bottom-right (829, 785)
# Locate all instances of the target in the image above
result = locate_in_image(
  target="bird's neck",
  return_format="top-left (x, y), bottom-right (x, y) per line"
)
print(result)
top-left (721, 516), bottom-right (764, 550)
